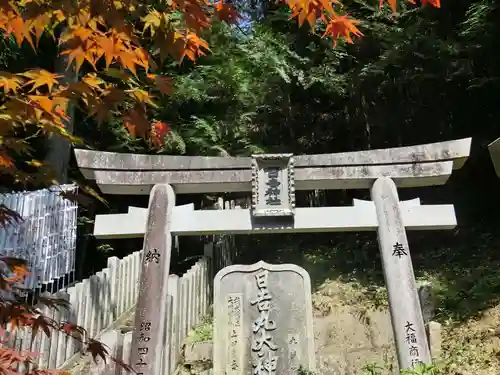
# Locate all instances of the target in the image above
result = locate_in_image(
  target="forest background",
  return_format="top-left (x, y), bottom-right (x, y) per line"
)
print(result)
top-left (0, 0), bottom-right (500, 373)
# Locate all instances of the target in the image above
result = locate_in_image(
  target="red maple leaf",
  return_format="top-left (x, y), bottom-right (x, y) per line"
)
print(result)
top-left (150, 120), bottom-right (171, 148)
top-left (86, 339), bottom-right (108, 364)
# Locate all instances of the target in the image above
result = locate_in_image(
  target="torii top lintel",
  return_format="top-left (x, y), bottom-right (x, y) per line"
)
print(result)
top-left (75, 138), bottom-right (471, 195)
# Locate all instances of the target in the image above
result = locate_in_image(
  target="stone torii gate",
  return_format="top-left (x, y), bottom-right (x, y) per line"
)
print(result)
top-left (75, 138), bottom-right (471, 375)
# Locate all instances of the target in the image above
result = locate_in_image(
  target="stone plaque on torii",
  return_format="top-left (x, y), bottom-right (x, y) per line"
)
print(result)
top-left (75, 137), bottom-right (471, 374)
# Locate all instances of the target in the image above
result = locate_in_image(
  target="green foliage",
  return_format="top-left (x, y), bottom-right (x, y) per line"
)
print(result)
top-left (96, 244), bottom-right (114, 254)
top-left (70, 0), bottom-right (499, 160)
top-left (0, 36), bottom-right (19, 68)
top-left (297, 362), bottom-right (437, 375)
top-left (185, 315), bottom-right (213, 344)
top-left (357, 361), bottom-right (437, 375)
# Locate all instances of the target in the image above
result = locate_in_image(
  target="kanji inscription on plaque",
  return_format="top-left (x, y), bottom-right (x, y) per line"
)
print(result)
top-left (251, 154), bottom-right (295, 217)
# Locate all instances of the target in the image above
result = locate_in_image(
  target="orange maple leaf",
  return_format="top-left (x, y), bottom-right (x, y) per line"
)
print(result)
top-left (94, 31), bottom-right (148, 75)
top-left (132, 47), bottom-right (150, 71)
top-left (287, 0), bottom-right (340, 28)
top-left (380, 0), bottom-right (398, 12)
top-left (1, 11), bottom-right (35, 48)
top-left (21, 69), bottom-right (62, 93)
top-left (147, 74), bottom-right (173, 96)
top-left (0, 152), bottom-right (14, 168)
top-left (59, 26), bottom-right (98, 72)
top-left (30, 13), bottom-right (52, 46)
top-left (60, 42), bottom-right (95, 72)
top-left (126, 88), bottom-right (156, 107)
top-left (6, 265), bottom-right (30, 283)
top-left (384, 0), bottom-right (441, 12)
top-left (154, 30), bottom-right (173, 63)
top-left (423, 0), bottom-right (441, 7)
top-left (52, 96), bottom-right (71, 124)
top-left (173, 32), bottom-right (210, 62)
top-left (27, 95), bottom-right (55, 120)
top-left (118, 50), bottom-right (141, 75)
top-left (95, 34), bottom-right (122, 68)
top-left (86, 87), bottom-right (124, 124)
top-left (173, 0), bottom-right (212, 31)
top-left (82, 73), bottom-right (105, 90)
top-left (0, 71), bottom-right (23, 94)
top-left (123, 106), bottom-right (150, 138)
top-left (322, 13), bottom-right (363, 47)
top-left (65, 25), bottom-right (94, 43)
top-left (24, 95), bottom-right (69, 129)
top-left (214, 0), bottom-right (240, 24)
top-left (141, 10), bottom-right (169, 36)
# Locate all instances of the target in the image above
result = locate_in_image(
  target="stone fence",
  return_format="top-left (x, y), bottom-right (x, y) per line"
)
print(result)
top-left (87, 235), bottom-right (239, 375)
top-left (0, 201), bottom-right (239, 374)
top-left (161, 238), bottom-right (238, 375)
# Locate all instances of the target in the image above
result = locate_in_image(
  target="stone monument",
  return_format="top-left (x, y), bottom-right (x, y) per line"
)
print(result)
top-left (213, 261), bottom-right (315, 375)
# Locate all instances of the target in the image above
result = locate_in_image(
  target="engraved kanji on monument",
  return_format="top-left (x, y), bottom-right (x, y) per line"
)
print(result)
top-left (251, 154), bottom-right (295, 217)
top-left (213, 261), bottom-right (316, 375)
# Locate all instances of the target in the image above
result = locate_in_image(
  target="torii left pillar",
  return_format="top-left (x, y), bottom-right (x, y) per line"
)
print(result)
top-left (129, 184), bottom-right (175, 375)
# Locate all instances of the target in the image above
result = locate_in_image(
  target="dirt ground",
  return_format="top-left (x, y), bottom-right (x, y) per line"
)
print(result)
top-left (311, 279), bottom-right (500, 375)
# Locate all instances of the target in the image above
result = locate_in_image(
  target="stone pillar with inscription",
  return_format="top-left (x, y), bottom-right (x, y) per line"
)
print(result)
top-left (371, 177), bottom-right (431, 370)
top-left (129, 184), bottom-right (175, 375)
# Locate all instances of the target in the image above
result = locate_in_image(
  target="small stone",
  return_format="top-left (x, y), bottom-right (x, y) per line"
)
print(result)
top-left (428, 321), bottom-right (442, 360)
top-left (191, 362), bottom-right (211, 373)
top-left (120, 326), bottom-right (134, 334)
top-left (184, 341), bottom-right (213, 364)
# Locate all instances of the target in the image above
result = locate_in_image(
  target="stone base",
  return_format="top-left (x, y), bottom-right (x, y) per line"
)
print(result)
top-left (175, 319), bottom-right (442, 375)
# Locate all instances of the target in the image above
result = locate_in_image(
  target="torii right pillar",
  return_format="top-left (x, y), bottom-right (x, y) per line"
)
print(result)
top-left (371, 177), bottom-right (431, 370)
top-left (488, 137), bottom-right (500, 178)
